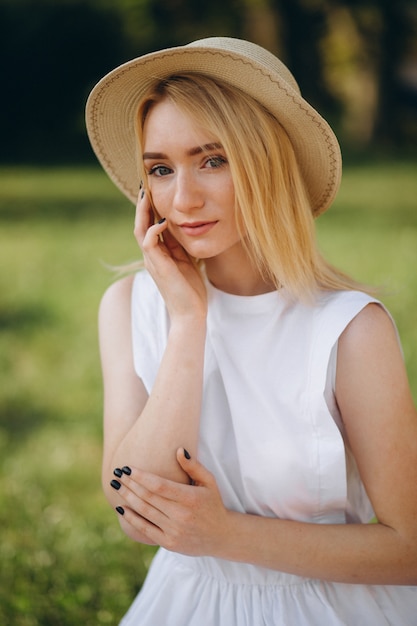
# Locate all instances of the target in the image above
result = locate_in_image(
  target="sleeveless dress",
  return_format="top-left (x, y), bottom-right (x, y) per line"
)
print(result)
top-left (120, 270), bottom-right (417, 626)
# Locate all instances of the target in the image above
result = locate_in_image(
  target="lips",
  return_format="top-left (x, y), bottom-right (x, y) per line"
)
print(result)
top-left (179, 221), bottom-right (218, 236)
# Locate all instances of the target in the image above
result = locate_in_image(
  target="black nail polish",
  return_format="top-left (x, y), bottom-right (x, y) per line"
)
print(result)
top-left (122, 466), bottom-right (132, 475)
top-left (158, 217), bottom-right (166, 224)
top-left (184, 448), bottom-right (191, 460)
top-left (140, 190), bottom-right (145, 199)
top-left (110, 479), bottom-right (121, 490)
top-left (115, 506), bottom-right (125, 516)
top-left (113, 468), bottom-right (123, 478)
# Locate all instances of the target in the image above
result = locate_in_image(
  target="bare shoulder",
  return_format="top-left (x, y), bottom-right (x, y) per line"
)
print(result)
top-left (98, 274), bottom-right (136, 358)
top-left (336, 301), bottom-right (414, 424)
top-left (335, 305), bottom-right (417, 539)
top-left (338, 302), bottom-right (399, 359)
top-left (99, 274), bottom-right (135, 319)
top-left (340, 301), bottom-right (394, 336)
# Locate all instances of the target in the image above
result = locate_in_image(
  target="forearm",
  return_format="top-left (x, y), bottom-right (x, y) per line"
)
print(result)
top-left (220, 512), bottom-right (417, 585)
top-left (106, 315), bottom-right (206, 483)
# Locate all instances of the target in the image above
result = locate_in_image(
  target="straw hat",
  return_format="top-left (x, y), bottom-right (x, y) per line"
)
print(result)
top-left (86, 37), bottom-right (341, 216)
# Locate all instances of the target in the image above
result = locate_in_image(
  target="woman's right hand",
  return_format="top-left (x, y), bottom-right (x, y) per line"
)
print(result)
top-left (134, 190), bottom-right (207, 322)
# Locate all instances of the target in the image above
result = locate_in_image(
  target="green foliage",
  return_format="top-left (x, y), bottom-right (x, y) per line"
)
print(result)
top-left (0, 163), bottom-right (416, 624)
top-left (317, 160), bottom-right (417, 392)
top-left (0, 167), bottom-right (154, 625)
top-left (1, 0), bottom-right (416, 163)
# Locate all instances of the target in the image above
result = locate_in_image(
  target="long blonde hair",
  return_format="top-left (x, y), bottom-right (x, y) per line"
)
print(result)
top-left (136, 73), bottom-right (368, 302)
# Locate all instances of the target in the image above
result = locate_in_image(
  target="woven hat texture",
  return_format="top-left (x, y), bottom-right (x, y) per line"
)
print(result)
top-left (86, 37), bottom-right (341, 215)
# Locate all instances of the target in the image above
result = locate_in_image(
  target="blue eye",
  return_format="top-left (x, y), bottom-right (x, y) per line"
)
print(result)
top-left (147, 165), bottom-right (172, 177)
top-left (206, 156), bottom-right (228, 168)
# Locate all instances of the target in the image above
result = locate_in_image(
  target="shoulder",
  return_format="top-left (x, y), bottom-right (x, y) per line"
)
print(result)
top-left (315, 289), bottom-right (376, 315)
top-left (338, 301), bottom-right (398, 359)
top-left (99, 274), bottom-right (135, 323)
top-left (99, 271), bottom-right (165, 339)
top-left (334, 302), bottom-right (417, 525)
top-left (98, 275), bottom-right (137, 376)
top-left (308, 290), bottom-right (382, 347)
top-left (336, 301), bottom-right (407, 417)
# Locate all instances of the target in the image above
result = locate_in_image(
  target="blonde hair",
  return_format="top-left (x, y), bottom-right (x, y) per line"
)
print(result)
top-left (135, 73), bottom-right (369, 302)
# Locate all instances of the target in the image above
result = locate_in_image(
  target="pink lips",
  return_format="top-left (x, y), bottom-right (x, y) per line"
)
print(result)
top-left (179, 221), bottom-right (218, 236)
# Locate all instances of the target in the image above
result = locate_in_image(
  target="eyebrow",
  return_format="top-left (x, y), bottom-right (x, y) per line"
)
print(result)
top-left (143, 142), bottom-right (224, 160)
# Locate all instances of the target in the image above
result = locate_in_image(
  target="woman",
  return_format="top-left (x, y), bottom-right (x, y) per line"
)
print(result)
top-left (86, 38), bottom-right (417, 625)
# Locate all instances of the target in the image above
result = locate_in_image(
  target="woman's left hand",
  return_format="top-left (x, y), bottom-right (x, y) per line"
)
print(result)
top-left (111, 449), bottom-right (232, 556)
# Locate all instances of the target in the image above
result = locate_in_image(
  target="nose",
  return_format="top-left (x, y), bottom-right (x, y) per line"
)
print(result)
top-left (172, 170), bottom-right (205, 213)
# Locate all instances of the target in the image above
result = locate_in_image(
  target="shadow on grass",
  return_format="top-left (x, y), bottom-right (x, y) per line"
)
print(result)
top-left (0, 395), bottom-right (51, 444)
top-left (0, 302), bottom-right (55, 333)
top-left (0, 198), bottom-right (131, 222)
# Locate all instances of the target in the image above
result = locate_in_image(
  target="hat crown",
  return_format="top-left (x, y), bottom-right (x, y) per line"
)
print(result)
top-left (86, 36), bottom-right (341, 215)
top-left (187, 37), bottom-right (301, 95)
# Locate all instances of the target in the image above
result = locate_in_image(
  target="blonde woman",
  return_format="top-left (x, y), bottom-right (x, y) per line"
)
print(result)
top-left (86, 38), bottom-right (417, 625)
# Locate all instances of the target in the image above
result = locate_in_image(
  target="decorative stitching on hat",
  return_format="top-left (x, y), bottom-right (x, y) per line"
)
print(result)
top-left (88, 77), bottom-right (135, 198)
top-left (281, 92), bottom-right (338, 213)
top-left (88, 48), bottom-right (340, 213)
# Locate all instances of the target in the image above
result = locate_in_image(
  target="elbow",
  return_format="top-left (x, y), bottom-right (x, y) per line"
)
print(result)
top-left (394, 534), bottom-right (417, 585)
top-left (404, 559), bottom-right (417, 586)
top-left (101, 465), bottom-right (157, 546)
top-left (101, 465), bottom-right (120, 509)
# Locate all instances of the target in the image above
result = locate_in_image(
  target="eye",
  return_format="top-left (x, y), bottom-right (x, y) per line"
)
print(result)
top-left (147, 165), bottom-right (173, 177)
top-left (205, 155), bottom-right (228, 169)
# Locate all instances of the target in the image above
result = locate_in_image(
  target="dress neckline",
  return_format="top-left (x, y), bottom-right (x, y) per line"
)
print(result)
top-left (206, 280), bottom-right (286, 315)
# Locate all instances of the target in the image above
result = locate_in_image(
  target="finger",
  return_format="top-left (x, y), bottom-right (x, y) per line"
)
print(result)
top-left (111, 474), bottom-right (173, 528)
top-left (162, 228), bottom-right (191, 263)
top-left (124, 486), bottom-right (172, 527)
top-left (134, 189), bottom-right (152, 240)
top-left (117, 505), bottom-right (164, 545)
top-left (133, 189), bottom-right (154, 242)
top-left (176, 448), bottom-right (216, 488)
top-left (112, 467), bottom-right (188, 506)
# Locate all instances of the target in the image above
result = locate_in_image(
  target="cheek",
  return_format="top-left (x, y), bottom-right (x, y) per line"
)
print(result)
top-left (148, 186), bottom-right (169, 218)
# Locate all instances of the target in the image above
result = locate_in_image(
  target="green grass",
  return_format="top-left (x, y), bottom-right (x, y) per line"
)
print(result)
top-left (317, 160), bottom-right (417, 390)
top-left (1, 162), bottom-right (416, 624)
top-left (0, 168), bottom-right (153, 625)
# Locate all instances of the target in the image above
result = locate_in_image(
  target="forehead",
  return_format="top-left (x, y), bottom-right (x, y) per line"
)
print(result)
top-left (142, 99), bottom-right (218, 148)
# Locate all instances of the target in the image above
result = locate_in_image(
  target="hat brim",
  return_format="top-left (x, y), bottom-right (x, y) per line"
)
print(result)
top-left (86, 44), bottom-right (341, 216)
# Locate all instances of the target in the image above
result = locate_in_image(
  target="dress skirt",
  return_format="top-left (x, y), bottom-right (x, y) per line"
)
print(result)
top-left (120, 548), bottom-right (417, 625)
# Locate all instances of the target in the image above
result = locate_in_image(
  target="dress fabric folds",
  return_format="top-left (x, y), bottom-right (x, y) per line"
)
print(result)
top-left (119, 271), bottom-right (417, 626)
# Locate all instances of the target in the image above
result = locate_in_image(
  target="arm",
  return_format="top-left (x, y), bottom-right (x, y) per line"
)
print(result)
top-left (99, 192), bottom-right (207, 540)
top-left (112, 304), bottom-right (417, 583)
top-left (224, 303), bottom-right (417, 583)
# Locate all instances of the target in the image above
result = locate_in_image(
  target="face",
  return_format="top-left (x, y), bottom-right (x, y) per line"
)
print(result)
top-left (142, 99), bottom-right (243, 265)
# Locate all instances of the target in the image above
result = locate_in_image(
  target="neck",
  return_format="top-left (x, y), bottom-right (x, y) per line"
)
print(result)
top-left (204, 247), bottom-right (276, 296)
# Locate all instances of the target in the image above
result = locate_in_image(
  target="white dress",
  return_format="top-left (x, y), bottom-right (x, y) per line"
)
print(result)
top-left (120, 270), bottom-right (417, 625)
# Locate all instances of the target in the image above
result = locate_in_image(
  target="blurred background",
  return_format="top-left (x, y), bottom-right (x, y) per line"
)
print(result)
top-left (2, 0), bottom-right (417, 162)
top-left (1, 1), bottom-right (416, 624)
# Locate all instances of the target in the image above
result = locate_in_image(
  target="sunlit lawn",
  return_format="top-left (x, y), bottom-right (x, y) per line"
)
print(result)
top-left (0, 162), bottom-right (416, 625)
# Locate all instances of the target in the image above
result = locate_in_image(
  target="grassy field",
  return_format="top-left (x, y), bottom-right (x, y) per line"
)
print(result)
top-left (1, 162), bottom-right (416, 625)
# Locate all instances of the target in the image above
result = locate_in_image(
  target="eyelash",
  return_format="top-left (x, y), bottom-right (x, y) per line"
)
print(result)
top-left (206, 155), bottom-right (228, 168)
top-left (146, 155), bottom-right (228, 177)
top-left (147, 165), bottom-right (171, 177)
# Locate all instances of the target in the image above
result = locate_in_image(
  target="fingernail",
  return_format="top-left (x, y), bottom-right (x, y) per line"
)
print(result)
top-left (122, 466), bottom-right (132, 475)
top-left (110, 479), bottom-right (121, 490)
top-left (113, 468), bottom-right (123, 478)
top-left (140, 190), bottom-right (145, 199)
top-left (158, 217), bottom-right (166, 224)
top-left (183, 448), bottom-right (191, 460)
top-left (139, 179), bottom-right (143, 189)
top-left (115, 506), bottom-right (125, 516)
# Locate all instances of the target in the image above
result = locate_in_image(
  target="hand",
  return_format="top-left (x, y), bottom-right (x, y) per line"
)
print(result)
top-left (134, 190), bottom-right (207, 321)
top-left (110, 449), bottom-right (231, 556)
